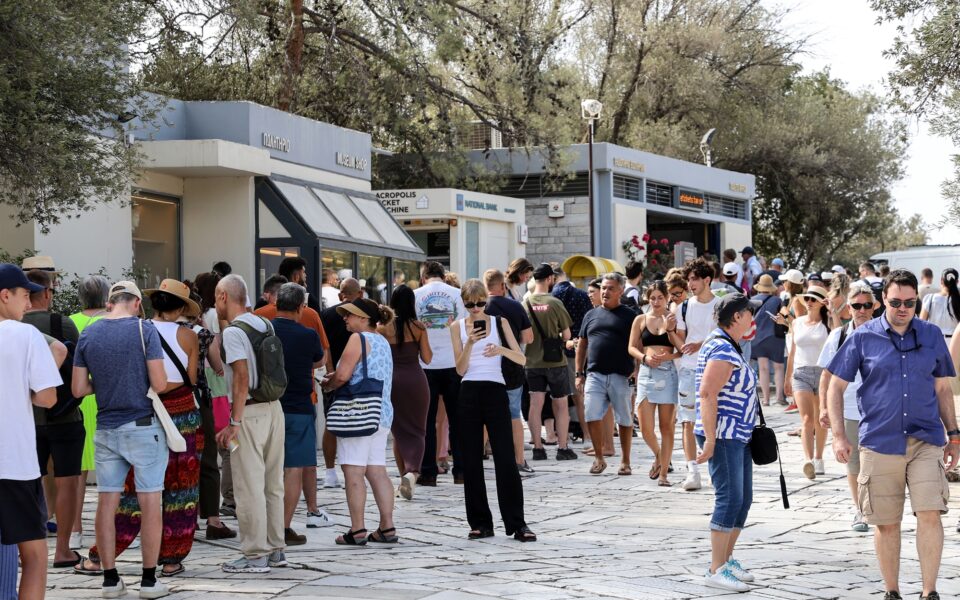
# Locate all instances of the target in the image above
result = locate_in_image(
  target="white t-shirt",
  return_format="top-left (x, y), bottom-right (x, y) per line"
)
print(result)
top-left (743, 256), bottom-right (762, 289)
top-left (321, 286), bottom-right (341, 310)
top-left (817, 324), bottom-right (861, 421)
top-left (0, 320), bottom-right (63, 480)
top-left (675, 294), bottom-right (720, 370)
top-left (202, 308), bottom-right (221, 335)
top-left (222, 313), bottom-right (270, 400)
top-left (791, 315), bottom-right (829, 368)
top-left (414, 280), bottom-right (466, 370)
top-left (921, 293), bottom-right (959, 336)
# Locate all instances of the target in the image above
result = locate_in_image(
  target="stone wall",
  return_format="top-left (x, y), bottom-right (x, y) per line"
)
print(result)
top-left (523, 195), bottom-right (591, 266)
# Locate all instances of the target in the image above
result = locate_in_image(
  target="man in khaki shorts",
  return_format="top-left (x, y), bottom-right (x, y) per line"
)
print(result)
top-left (827, 269), bottom-right (959, 600)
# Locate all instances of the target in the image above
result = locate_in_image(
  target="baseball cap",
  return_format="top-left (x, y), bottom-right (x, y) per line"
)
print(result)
top-left (740, 246), bottom-right (755, 255)
top-left (0, 263), bottom-right (45, 293)
top-left (778, 269), bottom-right (804, 285)
top-left (831, 265), bottom-right (845, 274)
top-left (108, 280), bottom-right (143, 301)
top-left (715, 292), bottom-right (756, 323)
top-left (722, 262), bottom-right (740, 276)
top-left (771, 258), bottom-right (785, 268)
top-left (806, 273), bottom-right (823, 283)
top-left (821, 271), bottom-right (835, 281)
top-left (533, 262), bottom-right (556, 280)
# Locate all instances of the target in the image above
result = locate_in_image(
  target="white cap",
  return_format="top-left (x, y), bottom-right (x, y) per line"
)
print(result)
top-left (722, 262), bottom-right (741, 276)
top-left (778, 269), bottom-right (805, 285)
top-left (821, 271), bottom-right (835, 281)
top-left (831, 264), bottom-right (845, 274)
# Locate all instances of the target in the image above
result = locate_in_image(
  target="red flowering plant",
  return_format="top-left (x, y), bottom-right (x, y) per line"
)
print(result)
top-left (621, 232), bottom-right (675, 281)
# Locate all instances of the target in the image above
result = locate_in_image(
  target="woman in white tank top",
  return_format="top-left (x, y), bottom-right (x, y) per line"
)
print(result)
top-left (785, 284), bottom-right (831, 480)
top-left (449, 279), bottom-right (536, 542)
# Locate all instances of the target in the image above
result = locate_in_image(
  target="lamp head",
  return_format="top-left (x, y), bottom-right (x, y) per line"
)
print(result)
top-left (700, 128), bottom-right (717, 146)
top-left (581, 99), bottom-right (603, 120)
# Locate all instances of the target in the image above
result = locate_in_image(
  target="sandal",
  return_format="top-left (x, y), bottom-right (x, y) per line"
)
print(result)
top-left (73, 558), bottom-right (102, 575)
top-left (584, 447), bottom-right (596, 456)
top-left (589, 461), bottom-right (607, 475)
top-left (369, 527), bottom-right (399, 544)
top-left (512, 526), bottom-right (537, 542)
top-left (335, 528), bottom-right (368, 546)
top-left (648, 462), bottom-right (661, 480)
top-left (159, 564), bottom-right (185, 577)
top-left (618, 464), bottom-right (632, 476)
top-left (53, 551), bottom-right (84, 569)
top-left (437, 458), bottom-right (450, 474)
top-left (467, 528), bottom-right (494, 540)
top-left (658, 478), bottom-right (672, 487)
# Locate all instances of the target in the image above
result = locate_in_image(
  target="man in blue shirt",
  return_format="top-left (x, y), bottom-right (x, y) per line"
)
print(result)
top-left (828, 269), bottom-right (958, 600)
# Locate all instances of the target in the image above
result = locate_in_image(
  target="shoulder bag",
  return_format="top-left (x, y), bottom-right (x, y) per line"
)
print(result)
top-left (326, 334), bottom-right (383, 438)
top-left (139, 320), bottom-right (187, 452)
top-left (527, 300), bottom-right (564, 363)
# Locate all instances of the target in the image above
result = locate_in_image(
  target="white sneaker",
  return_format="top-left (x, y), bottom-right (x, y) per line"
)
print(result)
top-left (321, 472), bottom-right (341, 489)
top-left (139, 580), bottom-right (170, 599)
top-left (813, 458), bottom-right (825, 475)
top-left (704, 566), bottom-right (750, 592)
top-left (222, 556), bottom-right (270, 573)
top-left (682, 471), bottom-right (702, 491)
top-left (102, 578), bottom-right (126, 598)
top-left (852, 512), bottom-right (869, 532)
top-left (399, 473), bottom-right (416, 500)
top-left (69, 532), bottom-right (83, 550)
top-left (725, 558), bottom-right (755, 582)
top-left (268, 550), bottom-right (288, 568)
top-left (306, 510), bottom-right (334, 528)
top-left (803, 460), bottom-right (816, 480)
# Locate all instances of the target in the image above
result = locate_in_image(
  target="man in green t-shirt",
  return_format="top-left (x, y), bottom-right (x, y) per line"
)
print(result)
top-left (524, 263), bottom-right (575, 461)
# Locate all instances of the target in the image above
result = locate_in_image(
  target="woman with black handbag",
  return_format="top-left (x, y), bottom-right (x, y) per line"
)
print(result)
top-left (694, 293), bottom-right (760, 593)
top-left (450, 279), bottom-right (535, 542)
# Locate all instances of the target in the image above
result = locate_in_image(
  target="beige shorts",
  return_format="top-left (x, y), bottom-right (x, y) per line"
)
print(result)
top-left (857, 437), bottom-right (950, 526)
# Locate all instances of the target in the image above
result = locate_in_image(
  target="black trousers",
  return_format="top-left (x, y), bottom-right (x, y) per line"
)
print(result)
top-left (460, 380), bottom-right (526, 533)
top-left (422, 367), bottom-right (463, 478)
top-left (198, 401), bottom-right (221, 519)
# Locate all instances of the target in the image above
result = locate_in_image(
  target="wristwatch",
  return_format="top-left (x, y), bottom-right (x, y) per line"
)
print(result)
top-left (575, 371), bottom-right (586, 378)
top-left (230, 417), bottom-right (242, 427)
top-left (947, 429), bottom-right (960, 437)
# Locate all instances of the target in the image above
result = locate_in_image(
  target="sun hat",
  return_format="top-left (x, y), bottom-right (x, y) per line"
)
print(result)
top-left (778, 269), bottom-right (804, 285)
top-left (802, 285), bottom-right (828, 302)
top-left (753, 274), bottom-right (778, 294)
top-left (336, 298), bottom-right (379, 320)
top-left (21, 256), bottom-right (62, 274)
top-left (144, 279), bottom-right (201, 318)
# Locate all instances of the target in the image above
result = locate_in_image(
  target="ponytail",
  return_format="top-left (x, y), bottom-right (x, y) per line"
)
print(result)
top-left (378, 305), bottom-right (396, 328)
top-left (943, 268), bottom-right (960, 320)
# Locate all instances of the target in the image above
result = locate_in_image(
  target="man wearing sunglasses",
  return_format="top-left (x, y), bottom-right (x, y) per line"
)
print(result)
top-left (827, 269), bottom-right (958, 600)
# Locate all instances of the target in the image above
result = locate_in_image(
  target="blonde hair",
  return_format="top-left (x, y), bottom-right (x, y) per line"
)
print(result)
top-left (444, 272), bottom-right (461, 288)
top-left (460, 279), bottom-right (488, 304)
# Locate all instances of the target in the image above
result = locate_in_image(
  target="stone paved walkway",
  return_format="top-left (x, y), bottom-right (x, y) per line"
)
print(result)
top-left (46, 409), bottom-right (960, 599)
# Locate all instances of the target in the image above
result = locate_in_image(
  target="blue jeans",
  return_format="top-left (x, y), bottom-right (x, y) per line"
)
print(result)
top-left (697, 435), bottom-right (753, 532)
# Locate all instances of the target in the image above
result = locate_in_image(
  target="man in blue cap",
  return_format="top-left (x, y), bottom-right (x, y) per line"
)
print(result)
top-left (0, 263), bottom-right (63, 600)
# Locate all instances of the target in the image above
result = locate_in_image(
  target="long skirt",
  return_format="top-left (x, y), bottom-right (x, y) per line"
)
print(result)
top-left (90, 385), bottom-right (203, 565)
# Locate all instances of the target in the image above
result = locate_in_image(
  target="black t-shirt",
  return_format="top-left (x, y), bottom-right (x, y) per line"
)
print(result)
top-left (485, 295), bottom-right (531, 340)
top-left (272, 317), bottom-right (323, 415)
top-left (306, 292), bottom-right (322, 315)
top-left (579, 305), bottom-right (636, 376)
top-left (319, 306), bottom-right (351, 367)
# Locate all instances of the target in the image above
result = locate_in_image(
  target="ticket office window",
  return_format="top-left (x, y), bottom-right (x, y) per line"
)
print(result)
top-left (258, 247), bottom-right (300, 285)
top-left (131, 192), bottom-right (180, 289)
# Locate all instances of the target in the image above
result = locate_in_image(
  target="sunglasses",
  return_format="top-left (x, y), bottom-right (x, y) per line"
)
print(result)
top-left (669, 291), bottom-right (684, 298)
top-left (803, 297), bottom-right (823, 303)
top-left (464, 301), bottom-right (487, 309)
top-left (886, 298), bottom-right (917, 309)
top-left (850, 302), bottom-right (874, 311)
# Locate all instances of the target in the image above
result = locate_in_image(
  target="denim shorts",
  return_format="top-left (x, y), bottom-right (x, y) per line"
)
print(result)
top-left (677, 367), bottom-right (698, 423)
top-left (791, 365), bottom-right (823, 394)
top-left (94, 418), bottom-right (168, 493)
top-left (697, 435), bottom-right (753, 532)
top-left (506, 386), bottom-right (523, 419)
top-left (584, 372), bottom-right (633, 427)
top-left (637, 362), bottom-right (678, 405)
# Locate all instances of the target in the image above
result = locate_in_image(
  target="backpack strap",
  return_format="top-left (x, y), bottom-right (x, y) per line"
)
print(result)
top-left (157, 331), bottom-right (193, 388)
top-left (681, 299), bottom-right (689, 324)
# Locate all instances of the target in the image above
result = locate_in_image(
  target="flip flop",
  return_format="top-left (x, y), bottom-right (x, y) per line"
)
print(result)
top-left (73, 558), bottom-right (102, 575)
top-left (589, 461), bottom-right (607, 474)
top-left (53, 551), bottom-right (84, 569)
top-left (618, 464), bottom-right (632, 476)
top-left (584, 447), bottom-right (596, 456)
top-left (648, 462), bottom-right (661, 480)
top-left (159, 564), bottom-right (185, 577)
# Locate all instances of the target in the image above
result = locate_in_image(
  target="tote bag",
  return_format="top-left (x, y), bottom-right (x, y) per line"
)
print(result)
top-left (327, 334), bottom-right (383, 438)
top-left (139, 320), bottom-right (187, 452)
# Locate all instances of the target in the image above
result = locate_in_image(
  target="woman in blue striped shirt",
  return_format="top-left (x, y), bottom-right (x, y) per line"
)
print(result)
top-left (694, 293), bottom-right (759, 593)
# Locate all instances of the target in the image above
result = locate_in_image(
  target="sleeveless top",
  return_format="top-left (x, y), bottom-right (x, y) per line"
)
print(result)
top-left (346, 332), bottom-right (394, 428)
top-left (459, 318), bottom-right (505, 384)
top-left (153, 320), bottom-right (190, 383)
top-left (922, 293), bottom-right (959, 336)
top-left (640, 319), bottom-right (672, 348)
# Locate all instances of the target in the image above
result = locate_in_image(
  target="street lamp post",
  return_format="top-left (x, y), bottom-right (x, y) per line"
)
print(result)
top-left (699, 128), bottom-right (716, 167)
top-left (581, 99), bottom-right (603, 257)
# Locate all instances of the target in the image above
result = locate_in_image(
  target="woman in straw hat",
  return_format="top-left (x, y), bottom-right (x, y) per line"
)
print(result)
top-left (82, 279), bottom-right (202, 578)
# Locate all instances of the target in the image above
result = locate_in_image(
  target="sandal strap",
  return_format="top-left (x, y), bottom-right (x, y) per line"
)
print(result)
top-left (377, 527), bottom-right (396, 535)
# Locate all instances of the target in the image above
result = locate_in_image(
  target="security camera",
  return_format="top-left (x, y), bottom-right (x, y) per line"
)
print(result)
top-left (581, 99), bottom-right (603, 120)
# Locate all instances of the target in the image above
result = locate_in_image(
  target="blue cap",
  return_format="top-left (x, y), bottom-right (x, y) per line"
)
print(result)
top-left (771, 258), bottom-right (785, 267)
top-left (0, 263), bottom-right (45, 293)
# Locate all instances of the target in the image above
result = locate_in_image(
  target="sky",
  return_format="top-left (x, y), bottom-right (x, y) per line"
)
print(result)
top-left (764, 0), bottom-right (959, 245)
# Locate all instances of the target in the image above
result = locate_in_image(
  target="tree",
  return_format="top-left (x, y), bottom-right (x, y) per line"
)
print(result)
top-left (0, 0), bottom-right (153, 230)
top-left (871, 0), bottom-right (960, 226)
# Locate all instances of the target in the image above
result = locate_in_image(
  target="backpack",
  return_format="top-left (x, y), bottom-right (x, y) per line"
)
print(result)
top-left (621, 288), bottom-right (643, 315)
top-left (860, 278), bottom-right (884, 318)
top-left (221, 316), bottom-right (287, 403)
top-left (47, 314), bottom-right (82, 419)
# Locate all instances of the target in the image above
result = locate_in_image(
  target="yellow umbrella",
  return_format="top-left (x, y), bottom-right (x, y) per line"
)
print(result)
top-left (561, 255), bottom-right (626, 287)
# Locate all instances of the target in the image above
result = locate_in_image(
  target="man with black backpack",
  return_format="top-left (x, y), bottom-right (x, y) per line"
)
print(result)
top-left (22, 270), bottom-right (86, 570)
top-left (214, 275), bottom-right (289, 574)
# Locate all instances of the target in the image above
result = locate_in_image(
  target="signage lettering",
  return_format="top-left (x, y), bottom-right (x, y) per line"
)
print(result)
top-left (676, 188), bottom-right (705, 212)
top-left (379, 197), bottom-right (411, 214)
top-left (336, 152), bottom-right (368, 172)
top-left (729, 183), bottom-right (747, 193)
top-left (262, 133), bottom-right (290, 152)
top-left (464, 199), bottom-right (498, 212)
top-left (375, 191), bottom-right (416, 199)
top-left (613, 158), bottom-right (645, 172)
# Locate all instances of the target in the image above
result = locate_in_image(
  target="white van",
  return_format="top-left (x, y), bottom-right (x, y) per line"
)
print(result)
top-left (870, 245), bottom-right (960, 277)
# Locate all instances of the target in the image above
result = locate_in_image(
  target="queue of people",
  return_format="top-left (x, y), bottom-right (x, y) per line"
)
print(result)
top-left (2, 250), bottom-right (959, 600)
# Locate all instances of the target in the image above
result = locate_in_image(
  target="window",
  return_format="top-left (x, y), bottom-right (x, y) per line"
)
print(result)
top-left (359, 254), bottom-right (388, 303)
top-left (394, 259), bottom-right (421, 291)
top-left (613, 175), bottom-right (641, 201)
top-left (322, 249), bottom-right (355, 280)
top-left (131, 192), bottom-right (180, 289)
top-left (258, 247), bottom-right (299, 284)
top-left (645, 181), bottom-right (673, 207)
top-left (705, 194), bottom-right (748, 219)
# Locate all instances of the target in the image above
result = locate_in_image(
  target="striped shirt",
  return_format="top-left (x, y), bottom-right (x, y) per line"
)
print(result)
top-left (694, 329), bottom-right (759, 442)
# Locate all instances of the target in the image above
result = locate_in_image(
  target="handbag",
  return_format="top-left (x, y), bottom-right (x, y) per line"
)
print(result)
top-left (139, 320), bottom-right (188, 453)
top-left (526, 300), bottom-right (564, 363)
top-left (749, 402), bottom-right (790, 509)
top-left (494, 317), bottom-right (525, 389)
top-left (326, 334), bottom-right (383, 438)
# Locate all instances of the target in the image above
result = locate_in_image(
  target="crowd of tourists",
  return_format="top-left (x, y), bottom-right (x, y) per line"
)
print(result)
top-left (0, 249), bottom-right (958, 600)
